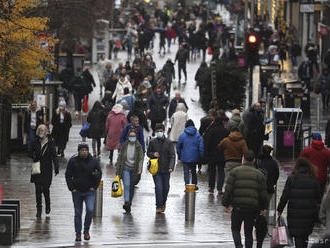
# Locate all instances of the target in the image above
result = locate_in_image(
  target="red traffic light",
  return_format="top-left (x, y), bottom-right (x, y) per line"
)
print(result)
top-left (248, 34), bottom-right (257, 44)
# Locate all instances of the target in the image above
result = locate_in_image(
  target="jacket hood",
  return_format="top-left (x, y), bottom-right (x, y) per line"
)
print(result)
top-left (184, 126), bottom-right (197, 136)
top-left (311, 140), bottom-right (325, 150)
top-left (229, 132), bottom-right (244, 141)
top-left (176, 102), bottom-right (187, 112)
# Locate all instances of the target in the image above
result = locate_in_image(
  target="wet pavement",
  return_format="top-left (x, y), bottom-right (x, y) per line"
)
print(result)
top-left (0, 14), bottom-right (326, 247)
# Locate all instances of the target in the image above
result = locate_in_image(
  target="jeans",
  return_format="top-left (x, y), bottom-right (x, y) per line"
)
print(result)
top-left (208, 162), bottom-right (225, 191)
top-left (35, 183), bottom-right (50, 211)
top-left (92, 138), bottom-right (101, 154)
top-left (28, 127), bottom-right (36, 153)
top-left (72, 190), bottom-right (95, 235)
top-left (183, 163), bottom-right (197, 185)
top-left (231, 207), bottom-right (257, 248)
top-left (294, 236), bottom-right (309, 248)
top-left (291, 56), bottom-right (298, 67)
top-left (122, 167), bottom-right (136, 204)
top-left (178, 64), bottom-right (187, 82)
top-left (167, 38), bottom-right (171, 49)
top-left (224, 161), bottom-right (241, 182)
top-left (153, 172), bottom-right (170, 208)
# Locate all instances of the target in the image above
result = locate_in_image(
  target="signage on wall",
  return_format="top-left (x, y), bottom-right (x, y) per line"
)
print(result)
top-left (299, 4), bottom-right (315, 13)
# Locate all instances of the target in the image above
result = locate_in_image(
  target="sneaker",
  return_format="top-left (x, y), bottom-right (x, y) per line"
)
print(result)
top-left (208, 188), bottom-right (214, 193)
top-left (36, 210), bottom-right (41, 218)
top-left (83, 231), bottom-right (90, 241)
top-left (45, 207), bottom-right (50, 216)
top-left (161, 203), bottom-right (166, 212)
top-left (156, 208), bottom-right (163, 213)
top-left (75, 235), bottom-right (81, 242)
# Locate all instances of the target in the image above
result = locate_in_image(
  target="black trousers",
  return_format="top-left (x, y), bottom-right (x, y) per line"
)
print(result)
top-left (231, 207), bottom-right (257, 248)
top-left (35, 183), bottom-right (50, 211)
top-left (294, 236), bottom-right (309, 248)
top-left (178, 63), bottom-right (187, 82)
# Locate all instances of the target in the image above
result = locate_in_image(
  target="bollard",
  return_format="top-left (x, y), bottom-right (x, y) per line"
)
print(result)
top-left (93, 180), bottom-right (103, 217)
top-left (185, 184), bottom-right (196, 222)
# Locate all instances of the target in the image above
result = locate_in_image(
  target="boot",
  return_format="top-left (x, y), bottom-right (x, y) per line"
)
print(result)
top-left (36, 208), bottom-right (42, 218)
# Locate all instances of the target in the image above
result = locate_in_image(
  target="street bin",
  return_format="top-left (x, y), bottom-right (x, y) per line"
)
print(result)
top-left (0, 214), bottom-right (14, 245)
top-left (185, 184), bottom-right (196, 222)
top-left (94, 180), bottom-right (103, 217)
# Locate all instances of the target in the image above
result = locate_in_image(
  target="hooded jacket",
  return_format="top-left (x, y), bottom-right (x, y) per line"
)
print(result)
top-left (218, 131), bottom-right (248, 161)
top-left (176, 126), bottom-right (204, 163)
top-left (226, 115), bottom-right (244, 134)
top-left (300, 140), bottom-right (330, 184)
top-left (169, 103), bottom-right (188, 142)
top-left (112, 78), bottom-right (132, 101)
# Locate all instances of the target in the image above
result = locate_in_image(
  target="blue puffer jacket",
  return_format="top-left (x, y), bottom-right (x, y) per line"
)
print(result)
top-left (177, 126), bottom-right (204, 163)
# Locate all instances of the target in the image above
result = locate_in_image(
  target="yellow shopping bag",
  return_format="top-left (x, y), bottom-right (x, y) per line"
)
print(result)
top-left (148, 158), bottom-right (158, 176)
top-left (111, 175), bottom-right (123, 198)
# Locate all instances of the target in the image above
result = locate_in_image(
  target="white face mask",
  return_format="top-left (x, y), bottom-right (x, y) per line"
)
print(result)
top-left (39, 132), bottom-right (46, 138)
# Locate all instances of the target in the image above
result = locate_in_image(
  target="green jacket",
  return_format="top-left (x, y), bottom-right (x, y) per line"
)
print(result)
top-left (222, 161), bottom-right (268, 210)
top-left (116, 140), bottom-right (144, 177)
top-left (226, 115), bottom-right (244, 135)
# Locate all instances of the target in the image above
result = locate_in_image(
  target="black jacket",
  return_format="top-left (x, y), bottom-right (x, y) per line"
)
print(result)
top-left (256, 156), bottom-right (280, 194)
top-left (277, 172), bottom-right (321, 237)
top-left (51, 109), bottom-right (72, 145)
top-left (175, 49), bottom-right (189, 65)
top-left (24, 108), bottom-right (44, 132)
top-left (147, 93), bottom-right (169, 121)
top-left (147, 137), bottom-right (175, 174)
top-left (87, 108), bottom-right (106, 139)
top-left (31, 136), bottom-right (59, 187)
top-left (65, 154), bottom-right (102, 192)
top-left (168, 98), bottom-right (188, 119)
top-left (204, 121), bottom-right (229, 163)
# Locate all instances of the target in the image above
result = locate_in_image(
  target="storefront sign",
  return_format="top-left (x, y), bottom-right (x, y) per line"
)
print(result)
top-left (299, 4), bottom-right (315, 13)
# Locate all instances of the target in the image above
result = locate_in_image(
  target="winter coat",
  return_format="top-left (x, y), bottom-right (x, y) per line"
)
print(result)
top-left (175, 49), bottom-right (189, 65)
top-left (147, 137), bottom-right (176, 174)
top-left (218, 131), bottom-right (248, 162)
top-left (87, 108), bottom-right (106, 139)
top-left (319, 184), bottom-right (330, 230)
top-left (194, 30), bottom-right (208, 50)
top-left (51, 108), bottom-right (72, 145)
top-left (177, 126), bottom-right (204, 163)
top-left (318, 73), bottom-right (330, 95)
top-left (31, 136), bottom-right (59, 187)
top-left (203, 122), bottom-right (229, 163)
top-left (199, 116), bottom-right (214, 136)
top-left (226, 115), bottom-right (244, 134)
top-left (169, 104), bottom-right (188, 142)
top-left (105, 78), bottom-right (117, 93)
top-left (300, 140), bottom-right (330, 184)
top-left (65, 154), bottom-right (102, 192)
top-left (162, 61), bottom-right (175, 85)
top-left (277, 172), bottom-right (321, 237)
top-left (256, 156), bottom-right (280, 194)
top-left (222, 161), bottom-right (268, 210)
top-left (298, 60), bottom-right (314, 80)
top-left (120, 124), bottom-right (145, 152)
top-left (147, 93), bottom-right (169, 121)
top-left (168, 98), bottom-right (188, 119)
top-left (106, 110), bottom-right (128, 150)
top-left (112, 78), bottom-right (132, 101)
top-left (117, 95), bottom-right (136, 112)
top-left (24, 107), bottom-right (44, 132)
top-left (194, 66), bottom-right (208, 87)
top-left (116, 140), bottom-right (144, 177)
top-left (69, 70), bottom-right (95, 95)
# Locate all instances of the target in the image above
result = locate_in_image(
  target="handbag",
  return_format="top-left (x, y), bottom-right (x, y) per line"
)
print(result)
top-left (79, 122), bottom-right (90, 138)
top-left (31, 143), bottom-right (48, 175)
top-left (147, 158), bottom-right (158, 176)
top-left (271, 216), bottom-right (293, 247)
top-left (83, 95), bottom-right (88, 113)
top-left (111, 175), bottom-right (123, 198)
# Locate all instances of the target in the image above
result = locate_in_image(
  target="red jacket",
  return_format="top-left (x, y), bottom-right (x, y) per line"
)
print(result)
top-left (300, 140), bottom-right (330, 184)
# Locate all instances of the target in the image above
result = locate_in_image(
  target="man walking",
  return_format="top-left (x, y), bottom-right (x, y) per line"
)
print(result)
top-left (147, 124), bottom-right (175, 213)
top-left (222, 150), bottom-right (268, 248)
top-left (65, 143), bottom-right (102, 242)
top-left (175, 44), bottom-right (189, 85)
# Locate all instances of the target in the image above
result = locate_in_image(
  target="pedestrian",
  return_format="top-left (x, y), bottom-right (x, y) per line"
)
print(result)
top-left (65, 143), bottom-right (102, 242)
top-left (318, 68), bottom-right (330, 109)
top-left (218, 127), bottom-right (248, 181)
top-left (112, 73), bottom-right (133, 102)
top-left (169, 103), bottom-right (188, 142)
top-left (168, 92), bottom-right (188, 119)
top-left (165, 25), bottom-right (176, 52)
top-left (194, 62), bottom-right (208, 89)
top-left (87, 101), bottom-right (106, 158)
top-left (147, 85), bottom-right (169, 136)
top-left (226, 109), bottom-right (244, 134)
top-left (106, 104), bottom-right (128, 165)
top-left (51, 101), bottom-right (72, 157)
top-left (204, 117), bottom-right (230, 194)
top-left (25, 100), bottom-right (44, 155)
top-left (162, 59), bottom-right (175, 94)
top-left (117, 87), bottom-right (136, 112)
top-left (120, 115), bottom-right (145, 152)
top-left (116, 129), bottom-right (144, 214)
top-left (255, 145), bottom-right (279, 248)
top-left (31, 124), bottom-right (59, 218)
top-left (222, 150), bottom-right (268, 248)
top-left (147, 123), bottom-right (175, 213)
top-left (277, 157), bottom-right (321, 248)
top-left (298, 57), bottom-right (314, 91)
top-left (97, 54), bottom-right (111, 96)
top-left (105, 73), bottom-right (118, 95)
top-left (103, 62), bottom-right (113, 89)
top-left (175, 44), bottom-right (189, 84)
top-left (324, 49), bottom-right (330, 69)
top-left (127, 100), bottom-right (149, 132)
top-left (299, 132), bottom-right (330, 197)
top-left (290, 41), bottom-right (301, 71)
top-left (176, 120), bottom-right (204, 189)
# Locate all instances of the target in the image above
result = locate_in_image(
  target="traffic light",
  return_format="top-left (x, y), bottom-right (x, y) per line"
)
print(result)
top-left (245, 33), bottom-right (260, 65)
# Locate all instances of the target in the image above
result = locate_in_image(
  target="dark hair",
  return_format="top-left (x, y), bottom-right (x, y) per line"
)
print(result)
top-left (185, 119), bottom-right (195, 128)
top-left (243, 150), bottom-right (255, 162)
top-left (128, 128), bottom-right (137, 136)
top-left (293, 158), bottom-right (316, 177)
top-left (155, 123), bottom-right (165, 131)
top-left (91, 101), bottom-right (102, 112)
top-left (124, 87), bottom-right (130, 95)
top-left (130, 115), bottom-right (139, 122)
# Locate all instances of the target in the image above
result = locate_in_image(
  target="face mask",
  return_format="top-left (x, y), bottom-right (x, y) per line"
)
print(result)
top-left (156, 132), bottom-right (164, 139)
top-left (128, 137), bottom-right (136, 142)
top-left (39, 132), bottom-right (46, 138)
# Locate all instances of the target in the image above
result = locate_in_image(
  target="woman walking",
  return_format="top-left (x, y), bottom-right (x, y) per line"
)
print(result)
top-left (116, 129), bottom-right (144, 214)
top-left (106, 104), bottom-right (128, 165)
top-left (169, 103), bottom-right (188, 143)
top-left (51, 101), bottom-right (72, 157)
top-left (31, 124), bottom-right (59, 218)
top-left (277, 158), bottom-right (321, 248)
top-left (87, 101), bottom-right (106, 158)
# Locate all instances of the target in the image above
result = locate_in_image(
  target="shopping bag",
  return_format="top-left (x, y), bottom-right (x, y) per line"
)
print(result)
top-left (271, 227), bottom-right (281, 248)
top-left (278, 216), bottom-right (294, 246)
top-left (208, 47), bottom-right (212, 55)
top-left (82, 95), bottom-right (88, 113)
top-left (111, 175), bottom-right (123, 198)
top-left (79, 122), bottom-right (90, 138)
top-left (147, 158), bottom-right (158, 176)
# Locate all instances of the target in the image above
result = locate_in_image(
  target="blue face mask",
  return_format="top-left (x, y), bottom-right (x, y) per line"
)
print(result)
top-left (128, 137), bottom-right (136, 142)
top-left (156, 132), bottom-right (164, 139)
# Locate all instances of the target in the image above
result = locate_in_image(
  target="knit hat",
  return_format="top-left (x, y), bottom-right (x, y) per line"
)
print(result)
top-left (312, 133), bottom-right (322, 141)
top-left (232, 109), bottom-right (240, 116)
top-left (185, 119), bottom-right (195, 128)
top-left (78, 142), bottom-right (89, 151)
